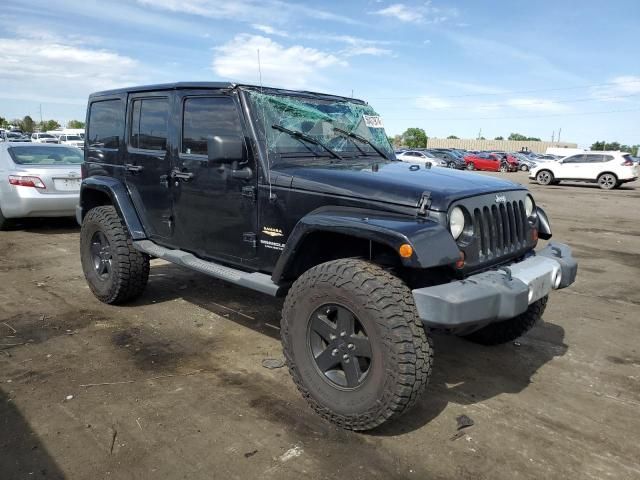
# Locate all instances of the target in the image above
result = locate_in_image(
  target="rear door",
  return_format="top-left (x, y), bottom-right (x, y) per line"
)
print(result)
top-left (124, 92), bottom-right (174, 241)
top-left (584, 154), bottom-right (613, 180)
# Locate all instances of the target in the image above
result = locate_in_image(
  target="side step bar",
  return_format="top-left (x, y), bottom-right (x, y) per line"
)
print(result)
top-left (134, 240), bottom-right (281, 297)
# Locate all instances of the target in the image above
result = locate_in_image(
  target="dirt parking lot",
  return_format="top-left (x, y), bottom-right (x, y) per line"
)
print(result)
top-left (1, 171), bottom-right (639, 480)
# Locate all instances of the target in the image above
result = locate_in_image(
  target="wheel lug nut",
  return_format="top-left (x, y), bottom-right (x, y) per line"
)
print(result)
top-left (331, 348), bottom-right (339, 356)
top-left (347, 343), bottom-right (354, 350)
top-left (340, 331), bottom-right (346, 337)
top-left (342, 353), bottom-right (349, 360)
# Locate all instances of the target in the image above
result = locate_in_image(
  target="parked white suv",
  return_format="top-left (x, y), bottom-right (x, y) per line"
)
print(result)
top-left (58, 134), bottom-right (84, 149)
top-left (31, 132), bottom-right (60, 144)
top-left (530, 151), bottom-right (638, 190)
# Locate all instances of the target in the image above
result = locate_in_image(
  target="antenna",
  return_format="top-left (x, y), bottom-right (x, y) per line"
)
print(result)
top-left (257, 49), bottom-right (274, 202)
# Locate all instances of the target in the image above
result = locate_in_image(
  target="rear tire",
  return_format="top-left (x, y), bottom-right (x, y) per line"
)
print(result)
top-left (597, 173), bottom-right (617, 190)
top-left (0, 206), bottom-right (11, 231)
top-left (462, 296), bottom-right (547, 346)
top-left (536, 170), bottom-right (554, 185)
top-left (499, 162), bottom-right (508, 173)
top-left (466, 162), bottom-right (475, 171)
top-left (281, 259), bottom-right (433, 431)
top-left (80, 206), bottom-right (150, 304)
top-left (520, 164), bottom-right (529, 172)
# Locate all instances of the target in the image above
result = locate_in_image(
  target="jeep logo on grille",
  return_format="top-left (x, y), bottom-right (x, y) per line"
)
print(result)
top-left (495, 194), bottom-right (507, 203)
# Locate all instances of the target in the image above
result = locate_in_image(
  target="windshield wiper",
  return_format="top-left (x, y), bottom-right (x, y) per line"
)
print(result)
top-left (272, 124), bottom-right (342, 160)
top-left (333, 127), bottom-right (391, 161)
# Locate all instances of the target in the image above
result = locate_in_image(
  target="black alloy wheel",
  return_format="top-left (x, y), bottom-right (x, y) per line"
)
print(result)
top-left (90, 231), bottom-right (113, 280)
top-left (308, 303), bottom-right (372, 389)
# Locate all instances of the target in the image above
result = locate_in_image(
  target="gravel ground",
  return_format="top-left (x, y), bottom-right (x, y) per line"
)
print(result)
top-left (1, 171), bottom-right (639, 479)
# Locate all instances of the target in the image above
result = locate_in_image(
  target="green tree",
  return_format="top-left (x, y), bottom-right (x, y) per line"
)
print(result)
top-left (67, 119), bottom-right (85, 129)
top-left (401, 128), bottom-right (428, 148)
top-left (40, 120), bottom-right (61, 132)
top-left (591, 141), bottom-right (638, 155)
top-left (508, 132), bottom-right (541, 141)
top-left (21, 116), bottom-right (35, 133)
top-left (446, 135), bottom-right (459, 139)
top-left (0, 116), bottom-right (8, 128)
top-left (494, 136), bottom-right (504, 140)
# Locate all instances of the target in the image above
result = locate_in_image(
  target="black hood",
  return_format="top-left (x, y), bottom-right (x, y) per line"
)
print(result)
top-left (273, 161), bottom-right (526, 211)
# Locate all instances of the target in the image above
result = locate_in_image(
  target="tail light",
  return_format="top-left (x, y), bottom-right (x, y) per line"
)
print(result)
top-left (8, 175), bottom-right (46, 189)
top-left (622, 159), bottom-right (633, 166)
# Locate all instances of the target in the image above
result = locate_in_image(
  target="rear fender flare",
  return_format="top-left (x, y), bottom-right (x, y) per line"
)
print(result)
top-left (271, 206), bottom-right (461, 283)
top-left (79, 176), bottom-right (146, 239)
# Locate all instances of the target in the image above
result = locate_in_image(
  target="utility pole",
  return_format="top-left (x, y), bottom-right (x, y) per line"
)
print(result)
top-left (39, 104), bottom-right (43, 125)
top-left (558, 128), bottom-right (561, 143)
top-left (478, 128), bottom-right (482, 140)
top-left (551, 131), bottom-right (555, 142)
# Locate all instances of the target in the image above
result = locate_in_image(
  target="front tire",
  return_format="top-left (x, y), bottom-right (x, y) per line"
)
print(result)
top-left (466, 162), bottom-right (475, 171)
top-left (536, 170), bottom-right (554, 185)
top-left (80, 206), bottom-right (150, 304)
top-left (520, 164), bottom-right (529, 172)
top-left (281, 259), bottom-right (433, 431)
top-left (499, 162), bottom-right (508, 173)
top-left (462, 296), bottom-right (547, 346)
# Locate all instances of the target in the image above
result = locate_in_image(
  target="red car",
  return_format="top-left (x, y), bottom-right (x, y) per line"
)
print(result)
top-left (463, 152), bottom-right (508, 172)
top-left (491, 152), bottom-right (519, 171)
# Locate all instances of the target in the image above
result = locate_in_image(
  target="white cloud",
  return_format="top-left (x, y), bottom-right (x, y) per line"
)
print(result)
top-left (251, 24), bottom-right (289, 37)
top-left (415, 95), bottom-right (453, 110)
top-left (332, 35), bottom-right (393, 57)
top-left (0, 34), bottom-right (140, 104)
top-left (372, 2), bottom-right (458, 24)
top-left (137, 0), bottom-right (359, 25)
top-left (506, 98), bottom-right (568, 112)
top-left (374, 4), bottom-right (422, 23)
top-left (212, 34), bottom-right (345, 89)
top-left (591, 76), bottom-right (640, 101)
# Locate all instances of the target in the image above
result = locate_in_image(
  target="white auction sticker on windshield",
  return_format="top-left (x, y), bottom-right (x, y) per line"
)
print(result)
top-left (363, 115), bottom-right (384, 128)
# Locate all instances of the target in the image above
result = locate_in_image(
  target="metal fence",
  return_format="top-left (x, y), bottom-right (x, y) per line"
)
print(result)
top-left (424, 138), bottom-right (578, 154)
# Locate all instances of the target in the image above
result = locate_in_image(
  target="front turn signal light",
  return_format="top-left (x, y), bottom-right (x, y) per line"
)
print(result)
top-left (455, 251), bottom-right (465, 269)
top-left (399, 244), bottom-right (413, 258)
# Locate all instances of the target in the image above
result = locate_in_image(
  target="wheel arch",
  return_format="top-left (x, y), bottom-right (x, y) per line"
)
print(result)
top-left (271, 206), bottom-right (461, 284)
top-left (79, 176), bottom-right (146, 239)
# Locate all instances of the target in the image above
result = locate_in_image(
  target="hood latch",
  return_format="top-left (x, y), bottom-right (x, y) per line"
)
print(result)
top-left (417, 191), bottom-right (432, 216)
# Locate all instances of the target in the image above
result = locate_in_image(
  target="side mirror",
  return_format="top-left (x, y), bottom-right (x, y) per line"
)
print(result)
top-left (207, 135), bottom-right (245, 164)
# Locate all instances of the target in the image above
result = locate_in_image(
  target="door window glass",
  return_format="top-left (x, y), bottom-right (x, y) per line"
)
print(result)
top-left (182, 97), bottom-right (243, 155)
top-left (87, 99), bottom-right (123, 149)
top-left (130, 98), bottom-right (169, 151)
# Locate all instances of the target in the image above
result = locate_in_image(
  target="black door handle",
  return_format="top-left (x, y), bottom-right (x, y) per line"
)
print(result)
top-left (171, 169), bottom-right (194, 181)
top-left (125, 164), bottom-right (144, 173)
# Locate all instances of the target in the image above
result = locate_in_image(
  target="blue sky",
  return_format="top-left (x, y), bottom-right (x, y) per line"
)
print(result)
top-left (1, 0), bottom-right (639, 146)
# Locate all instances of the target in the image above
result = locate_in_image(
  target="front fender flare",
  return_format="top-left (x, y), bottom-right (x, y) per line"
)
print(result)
top-left (79, 176), bottom-right (146, 239)
top-left (271, 206), bottom-right (461, 283)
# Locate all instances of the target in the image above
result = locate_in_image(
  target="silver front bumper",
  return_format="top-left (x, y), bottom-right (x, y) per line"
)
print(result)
top-left (412, 243), bottom-right (577, 330)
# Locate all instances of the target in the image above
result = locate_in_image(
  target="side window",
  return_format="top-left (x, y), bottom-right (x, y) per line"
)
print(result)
top-left (182, 97), bottom-right (243, 155)
top-left (585, 154), bottom-right (603, 163)
top-left (130, 98), bottom-right (169, 151)
top-left (88, 99), bottom-right (123, 149)
top-left (563, 155), bottom-right (584, 164)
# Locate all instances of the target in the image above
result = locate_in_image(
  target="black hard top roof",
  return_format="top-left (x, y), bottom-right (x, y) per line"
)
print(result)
top-left (89, 82), bottom-right (366, 104)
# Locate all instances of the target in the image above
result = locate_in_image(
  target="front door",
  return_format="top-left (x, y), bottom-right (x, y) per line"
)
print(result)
top-left (171, 92), bottom-right (257, 264)
top-left (124, 93), bottom-right (173, 241)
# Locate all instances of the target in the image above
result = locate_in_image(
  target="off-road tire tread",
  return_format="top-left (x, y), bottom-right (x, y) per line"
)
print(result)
top-left (281, 258), bottom-right (433, 431)
top-left (81, 206), bottom-right (149, 304)
top-left (463, 296), bottom-right (548, 346)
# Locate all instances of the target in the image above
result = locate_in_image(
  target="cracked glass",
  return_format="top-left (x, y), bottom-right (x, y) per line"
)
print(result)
top-left (245, 90), bottom-right (395, 166)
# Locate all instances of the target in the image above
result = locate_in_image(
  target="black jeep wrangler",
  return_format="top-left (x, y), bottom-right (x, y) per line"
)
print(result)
top-left (77, 83), bottom-right (577, 431)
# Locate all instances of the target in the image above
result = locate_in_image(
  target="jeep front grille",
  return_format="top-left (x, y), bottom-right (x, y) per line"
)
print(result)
top-left (473, 200), bottom-right (528, 260)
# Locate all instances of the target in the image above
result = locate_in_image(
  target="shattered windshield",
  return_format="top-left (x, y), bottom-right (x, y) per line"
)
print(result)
top-left (245, 90), bottom-right (395, 165)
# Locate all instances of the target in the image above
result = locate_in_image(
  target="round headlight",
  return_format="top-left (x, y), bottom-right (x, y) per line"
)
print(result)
top-left (525, 194), bottom-right (535, 217)
top-left (449, 206), bottom-right (465, 240)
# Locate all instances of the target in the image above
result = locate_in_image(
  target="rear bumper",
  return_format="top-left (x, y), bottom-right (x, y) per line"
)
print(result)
top-left (412, 243), bottom-right (577, 331)
top-left (1, 187), bottom-right (79, 218)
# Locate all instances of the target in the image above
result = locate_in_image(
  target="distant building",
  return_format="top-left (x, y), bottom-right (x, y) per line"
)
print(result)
top-left (425, 138), bottom-right (578, 154)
